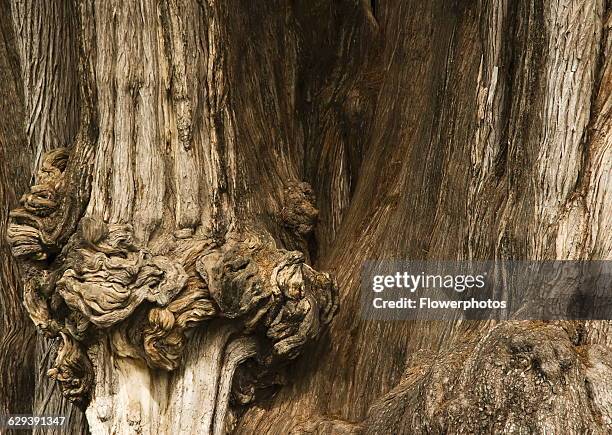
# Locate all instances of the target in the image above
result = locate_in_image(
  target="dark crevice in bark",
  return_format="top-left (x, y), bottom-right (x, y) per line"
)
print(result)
top-left (501, 0), bottom-right (548, 259)
top-left (0, 0), bottom-right (36, 423)
top-left (4, 1), bottom-right (611, 434)
top-left (574, 6), bottom-right (610, 195)
top-left (493, 0), bottom-right (518, 180)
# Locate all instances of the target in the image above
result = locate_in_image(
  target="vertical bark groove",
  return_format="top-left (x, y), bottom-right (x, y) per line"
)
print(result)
top-left (0, 0), bottom-right (35, 420)
top-left (2, 1), bottom-right (611, 434)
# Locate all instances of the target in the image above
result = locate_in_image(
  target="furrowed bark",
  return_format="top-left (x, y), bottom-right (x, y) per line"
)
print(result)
top-left (237, 0), bottom-right (612, 433)
top-left (1, 1), bottom-right (611, 434)
top-left (0, 0), bottom-right (35, 421)
top-left (9, 1), bottom-right (91, 432)
top-left (6, 1), bottom-right (339, 434)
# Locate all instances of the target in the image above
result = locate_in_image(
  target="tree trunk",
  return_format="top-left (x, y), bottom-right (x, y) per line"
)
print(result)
top-left (1, 0), bottom-right (611, 434)
top-left (0, 0), bottom-right (35, 419)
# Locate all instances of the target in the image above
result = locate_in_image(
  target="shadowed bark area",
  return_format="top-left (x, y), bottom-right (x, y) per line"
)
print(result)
top-left (237, 0), bottom-right (612, 433)
top-left (0, 0), bottom-right (36, 421)
top-left (5, 1), bottom-right (92, 433)
top-left (0, 0), bottom-right (610, 434)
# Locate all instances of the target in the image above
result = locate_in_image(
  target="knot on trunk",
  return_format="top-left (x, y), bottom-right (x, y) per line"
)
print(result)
top-left (197, 231), bottom-right (338, 363)
top-left (362, 322), bottom-right (612, 434)
top-left (6, 150), bottom-right (339, 408)
top-left (7, 148), bottom-right (69, 259)
top-left (279, 181), bottom-right (319, 237)
top-left (139, 230), bottom-right (338, 380)
top-left (47, 332), bottom-right (93, 403)
top-left (57, 218), bottom-right (188, 328)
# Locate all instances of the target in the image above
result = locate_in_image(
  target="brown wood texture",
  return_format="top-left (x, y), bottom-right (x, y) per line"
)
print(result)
top-left (0, 0), bottom-right (610, 434)
top-left (0, 0), bottom-right (35, 420)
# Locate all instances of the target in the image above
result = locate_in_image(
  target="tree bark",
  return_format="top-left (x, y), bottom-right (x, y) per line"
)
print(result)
top-left (1, 0), bottom-right (611, 434)
top-left (0, 0), bottom-right (35, 419)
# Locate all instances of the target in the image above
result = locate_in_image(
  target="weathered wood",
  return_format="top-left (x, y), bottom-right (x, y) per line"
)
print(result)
top-left (1, 0), bottom-right (610, 434)
top-left (0, 0), bottom-right (35, 421)
top-left (237, 0), bottom-right (612, 433)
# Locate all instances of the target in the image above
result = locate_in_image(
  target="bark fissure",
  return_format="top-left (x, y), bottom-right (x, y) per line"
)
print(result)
top-left (2, 1), bottom-right (611, 434)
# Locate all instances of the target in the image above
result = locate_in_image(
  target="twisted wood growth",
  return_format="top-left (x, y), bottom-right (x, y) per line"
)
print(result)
top-left (7, 148), bottom-right (69, 260)
top-left (46, 332), bottom-right (94, 403)
top-left (1, 0), bottom-right (611, 434)
top-left (58, 218), bottom-right (188, 329)
top-left (7, 149), bottom-right (337, 431)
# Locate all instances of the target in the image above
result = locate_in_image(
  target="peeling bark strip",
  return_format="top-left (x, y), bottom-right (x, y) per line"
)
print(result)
top-left (2, 0), bottom-right (611, 434)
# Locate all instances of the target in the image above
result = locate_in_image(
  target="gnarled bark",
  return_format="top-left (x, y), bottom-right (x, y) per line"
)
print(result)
top-left (1, 0), bottom-right (611, 434)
